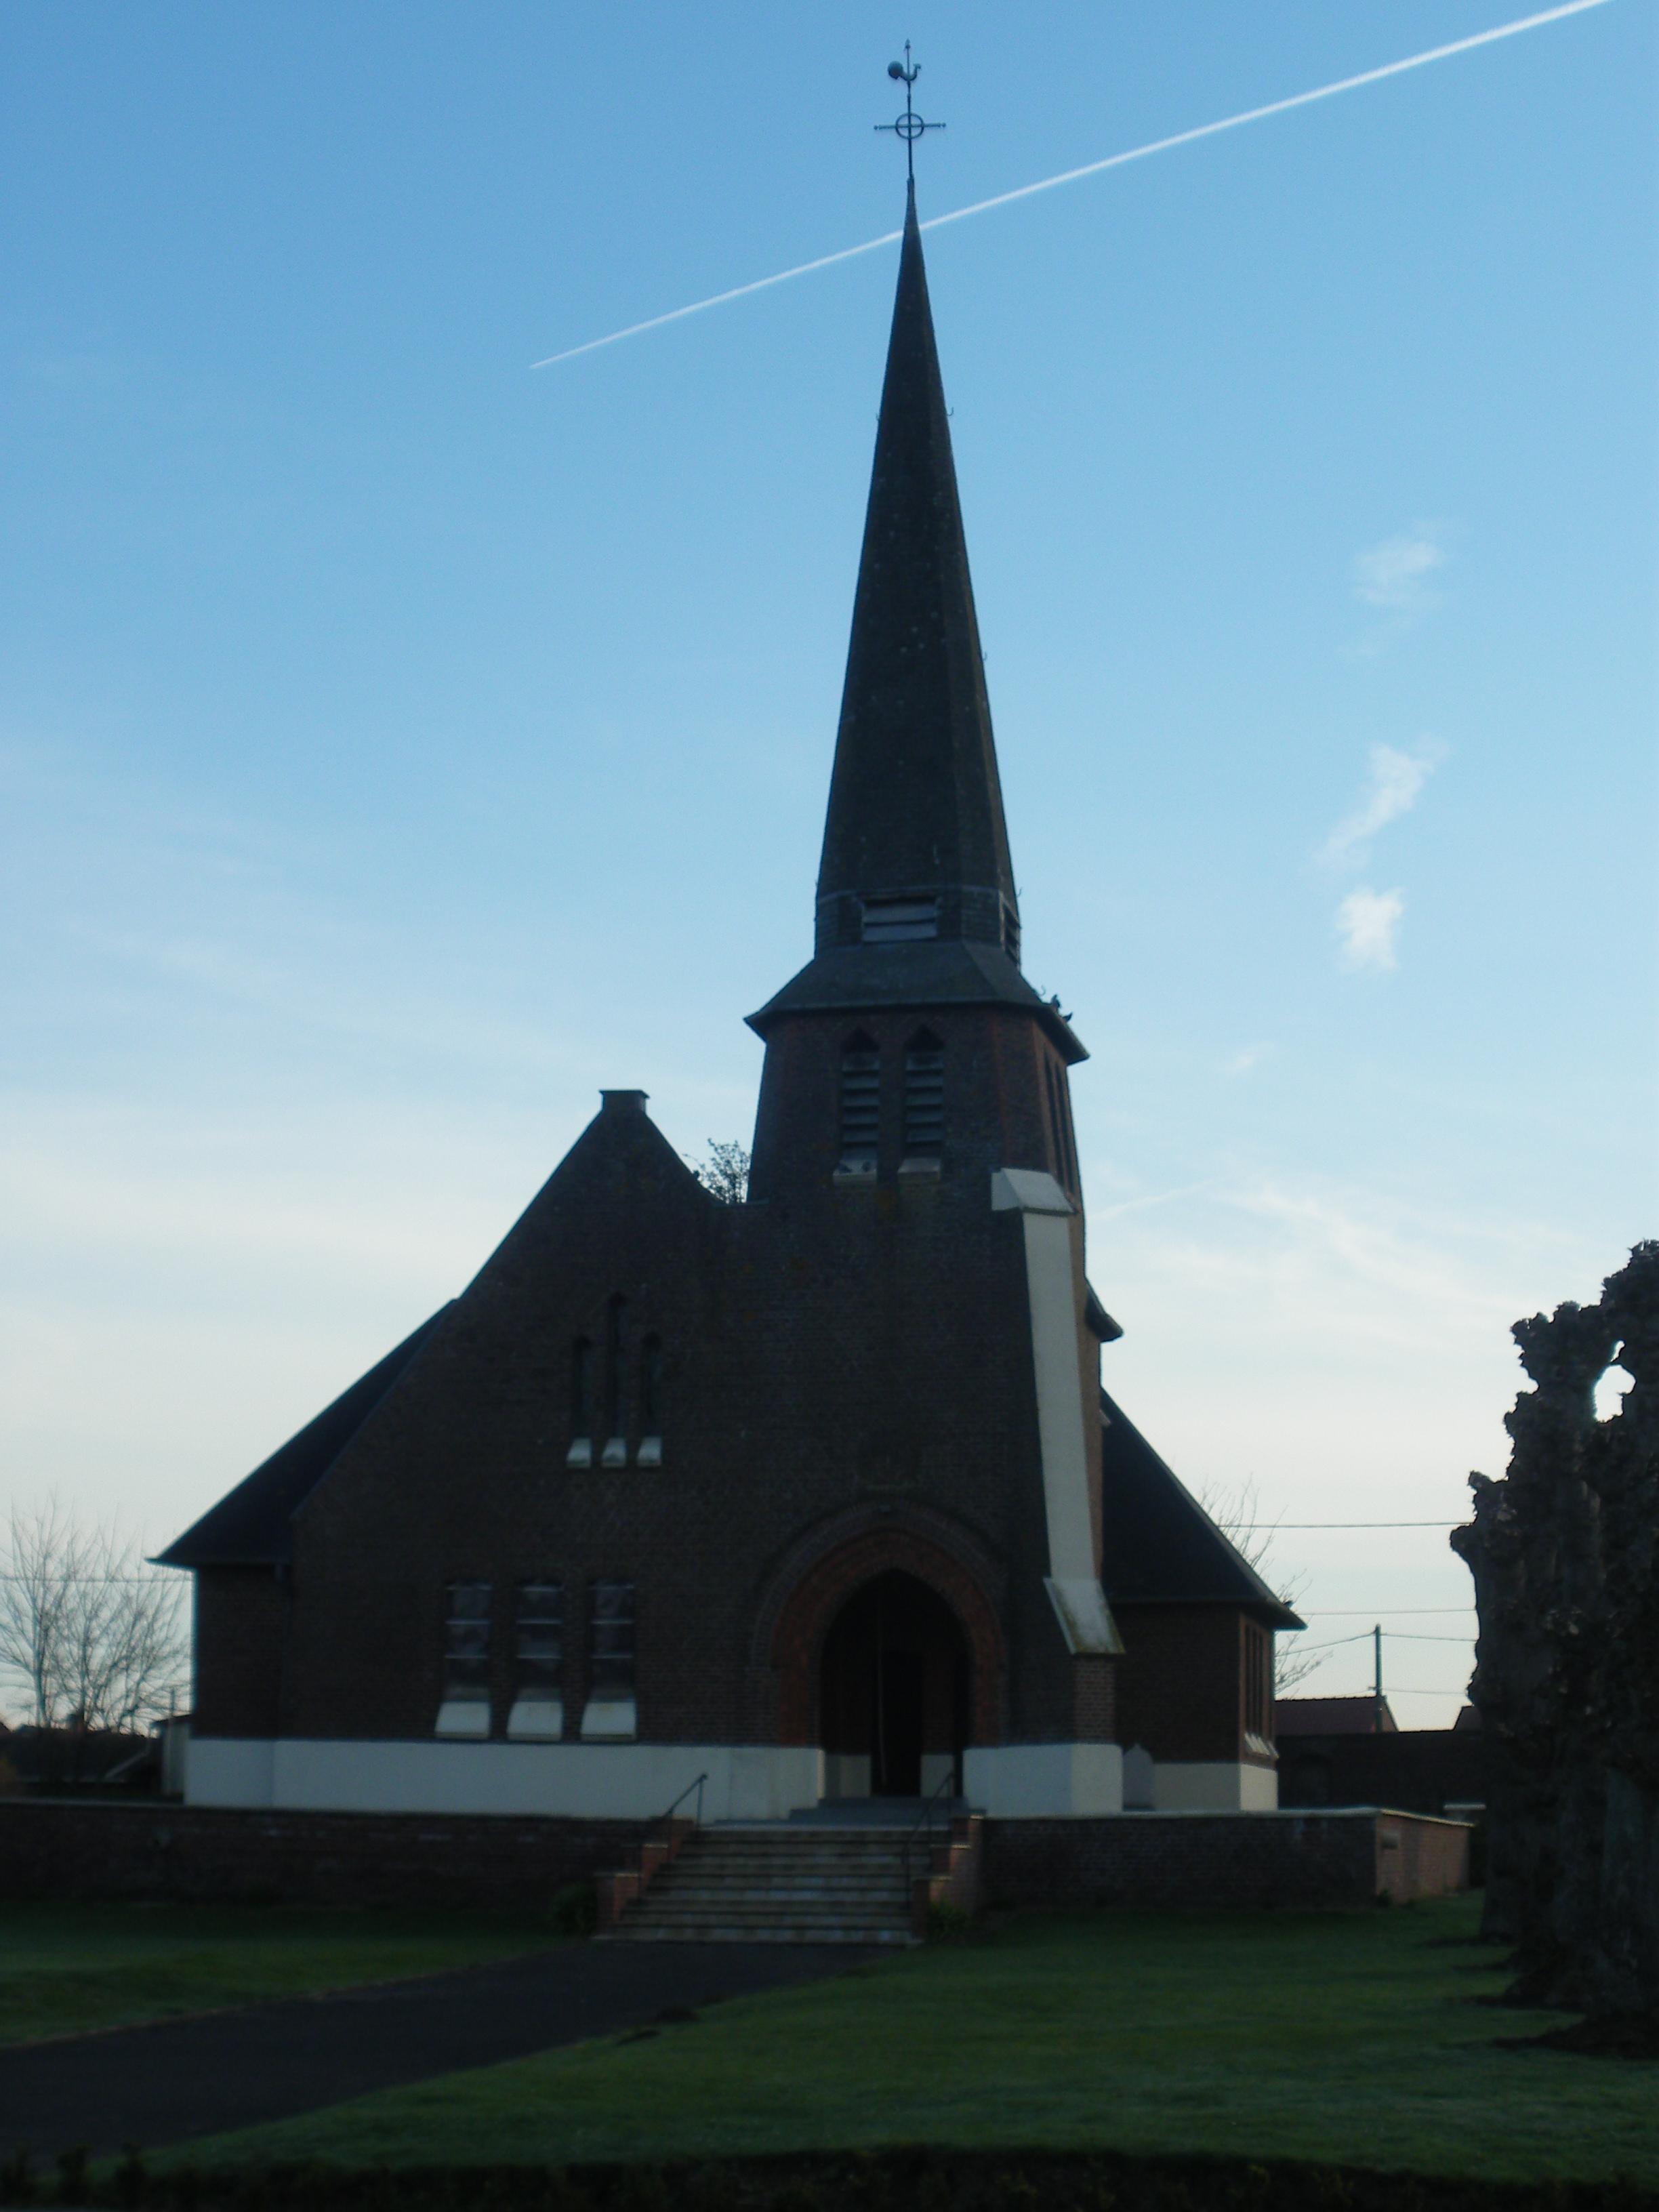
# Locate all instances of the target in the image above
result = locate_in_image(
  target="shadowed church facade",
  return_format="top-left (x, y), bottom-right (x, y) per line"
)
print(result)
top-left (161, 188), bottom-right (1298, 1823)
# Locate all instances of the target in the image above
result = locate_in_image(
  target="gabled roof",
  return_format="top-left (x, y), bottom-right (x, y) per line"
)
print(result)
top-left (1099, 1388), bottom-right (1305, 1629)
top-left (155, 1307), bottom-right (451, 1570)
top-left (1275, 1695), bottom-right (1399, 1736)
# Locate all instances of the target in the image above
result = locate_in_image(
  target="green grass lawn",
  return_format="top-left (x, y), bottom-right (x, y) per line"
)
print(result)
top-left (0, 1902), bottom-right (563, 2046)
top-left (162, 1897), bottom-right (1658, 2188)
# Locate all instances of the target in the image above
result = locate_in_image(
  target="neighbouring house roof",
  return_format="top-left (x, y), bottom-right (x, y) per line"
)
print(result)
top-left (1275, 1694), bottom-right (1399, 1736)
top-left (1452, 1703), bottom-right (1483, 1732)
top-left (1099, 1389), bottom-right (1305, 1630)
top-left (154, 1307), bottom-right (452, 1570)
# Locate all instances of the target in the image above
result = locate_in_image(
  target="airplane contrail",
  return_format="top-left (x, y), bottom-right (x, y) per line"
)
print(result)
top-left (532, 0), bottom-right (1615, 370)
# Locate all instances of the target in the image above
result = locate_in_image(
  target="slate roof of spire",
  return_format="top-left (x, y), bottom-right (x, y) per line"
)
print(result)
top-left (750, 184), bottom-right (1081, 1056)
top-left (817, 180), bottom-right (1015, 923)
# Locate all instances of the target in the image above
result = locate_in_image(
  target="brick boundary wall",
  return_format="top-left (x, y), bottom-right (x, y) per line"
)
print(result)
top-left (0, 1799), bottom-right (646, 1910)
top-left (0, 1801), bottom-right (1469, 1912)
top-left (985, 1809), bottom-right (1471, 1910)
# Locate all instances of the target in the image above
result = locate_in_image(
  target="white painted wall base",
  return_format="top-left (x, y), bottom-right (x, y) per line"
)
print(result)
top-left (186, 1737), bottom-right (1134, 1820)
top-left (1153, 1759), bottom-right (1279, 1812)
top-left (919, 1751), bottom-right (956, 1797)
top-left (823, 1753), bottom-right (871, 1801)
top-left (186, 1738), bottom-right (825, 1822)
top-left (964, 1741), bottom-right (1123, 1817)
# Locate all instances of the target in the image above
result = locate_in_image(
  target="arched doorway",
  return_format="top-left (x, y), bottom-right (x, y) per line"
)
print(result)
top-left (819, 1570), bottom-right (969, 1800)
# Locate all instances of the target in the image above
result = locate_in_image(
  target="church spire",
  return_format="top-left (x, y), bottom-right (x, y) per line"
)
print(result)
top-left (813, 182), bottom-right (1019, 962)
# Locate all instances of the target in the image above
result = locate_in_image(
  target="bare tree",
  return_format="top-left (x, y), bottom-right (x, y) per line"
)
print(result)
top-left (0, 1495), bottom-right (76, 1732)
top-left (0, 1498), bottom-right (188, 1756)
top-left (691, 1140), bottom-right (750, 1206)
top-left (1195, 1478), bottom-right (1322, 1696)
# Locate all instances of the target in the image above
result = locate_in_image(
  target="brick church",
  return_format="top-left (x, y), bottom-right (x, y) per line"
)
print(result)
top-left (161, 185), bottom-right (1299, 1824)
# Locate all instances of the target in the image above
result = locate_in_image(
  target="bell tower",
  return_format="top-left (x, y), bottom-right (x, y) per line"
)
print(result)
top-left (747, 183), bottom-right (1086, 1210)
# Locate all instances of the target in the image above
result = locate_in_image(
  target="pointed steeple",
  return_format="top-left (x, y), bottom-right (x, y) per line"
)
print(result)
top-left (749, 184), bottom-right (1081, 1069)
top-left (815, 183), bottom-right (1019, 961)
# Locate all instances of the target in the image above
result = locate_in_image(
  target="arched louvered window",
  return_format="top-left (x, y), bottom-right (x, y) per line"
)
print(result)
top-left (838, 1034), bottom-right (880, 1171)
top-left (903, 1032), bottom-right (944, 1155)
top-left (1044, 1059), bottom-right (1078, 1191)
top-left (1001, 901), bottom-right (1021, 967)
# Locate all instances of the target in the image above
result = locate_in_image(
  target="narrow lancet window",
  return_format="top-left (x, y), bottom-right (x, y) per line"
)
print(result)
top-left (838, 1036), bottom-right (880, 1173)
top-left (638, 1335), bottom-right (663, 1467)
top-left (903, 1032), bottom-right (944, 1156)
top-left (601, 1296), bottom-right (627, 1467)
top-left (567, 1338), bottom-right (594, 1467)
top-left (436, 1581), bottom-right (491, 1738)
top-left (508, 1581), bottom-right (563, 1740)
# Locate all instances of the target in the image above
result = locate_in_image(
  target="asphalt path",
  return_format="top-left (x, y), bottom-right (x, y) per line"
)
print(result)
top-left (0, 1942), bottom-right (867, 2159)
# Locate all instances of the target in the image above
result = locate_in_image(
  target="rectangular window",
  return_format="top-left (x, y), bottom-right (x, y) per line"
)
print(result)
top-left (436, 1581), bottom-right (491, 1738)
top-left (1244, 1626), bottom-right (1269, 1740)
top-left (582, 1579), bottom-right (638, 1740)
top-left (508, 1580), bottom-right (564, 1740)
top-left (516, 1582), bottom-right (562, 1689)
top-left (589, 1580), bottom-right (636, 1695)
top-left (861, 896), bottom-right (939, 943)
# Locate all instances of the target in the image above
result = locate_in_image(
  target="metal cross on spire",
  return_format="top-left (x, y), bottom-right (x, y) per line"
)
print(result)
top-left (875, 44), bottom-right (945, 184)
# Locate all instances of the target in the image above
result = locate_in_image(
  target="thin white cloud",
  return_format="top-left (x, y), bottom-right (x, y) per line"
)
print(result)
top-left (1354, 529), bottom-right (1447, 612)
top-left (1336, 887), bottom-right (1405, 971)
top-left (1221, 1044), bottom-right (1273, 1078)
top-left (1320, 742), bottom-right (1439, 867)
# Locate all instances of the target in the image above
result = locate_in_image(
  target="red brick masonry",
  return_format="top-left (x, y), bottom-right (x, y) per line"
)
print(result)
top-left (0, 1801), bottom-right (641, 1910)
top-left (986, 1809), bottom-right (1471, 1909)
top-left (0, 1801), bottom-right (1468, 1911)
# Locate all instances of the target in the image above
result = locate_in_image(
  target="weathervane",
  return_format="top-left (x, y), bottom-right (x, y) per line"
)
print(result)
top-left (876, 44), bottom-right (944, 184)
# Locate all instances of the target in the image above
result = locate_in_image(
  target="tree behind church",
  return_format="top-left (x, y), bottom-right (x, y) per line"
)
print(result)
top-left (0, 1497), bottom-right (187, 1781)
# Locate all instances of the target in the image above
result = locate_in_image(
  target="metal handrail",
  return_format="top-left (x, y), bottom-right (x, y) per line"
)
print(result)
top-left (902, 1767), bottom-right (959, 1900)
top-left (655, 1770), bottom-right (707, 1833)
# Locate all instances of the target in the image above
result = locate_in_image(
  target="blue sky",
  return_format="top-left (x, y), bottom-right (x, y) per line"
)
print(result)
top-left (3, 1), bottom-right (1654, 1723)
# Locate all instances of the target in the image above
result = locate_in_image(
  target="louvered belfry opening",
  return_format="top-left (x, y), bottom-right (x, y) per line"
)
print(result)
top-left (903, 1031), bottom-right (944, 1155)
top-left (839, 1034), bottom-right (881, 1169)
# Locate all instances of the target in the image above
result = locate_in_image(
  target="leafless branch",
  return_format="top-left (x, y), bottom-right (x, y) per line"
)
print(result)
top-left (1195, 1477), bottom-right (1322, 1695)
top-left (0, 1497), bottom-right (188, 1740)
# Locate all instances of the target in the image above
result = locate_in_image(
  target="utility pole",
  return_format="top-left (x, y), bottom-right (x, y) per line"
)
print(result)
top-left (1373, 1623), bottom-right (1385, 1732)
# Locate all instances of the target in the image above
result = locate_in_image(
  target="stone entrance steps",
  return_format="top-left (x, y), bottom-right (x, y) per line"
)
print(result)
top-left (609, 1824), bottom-right (917, 1945)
